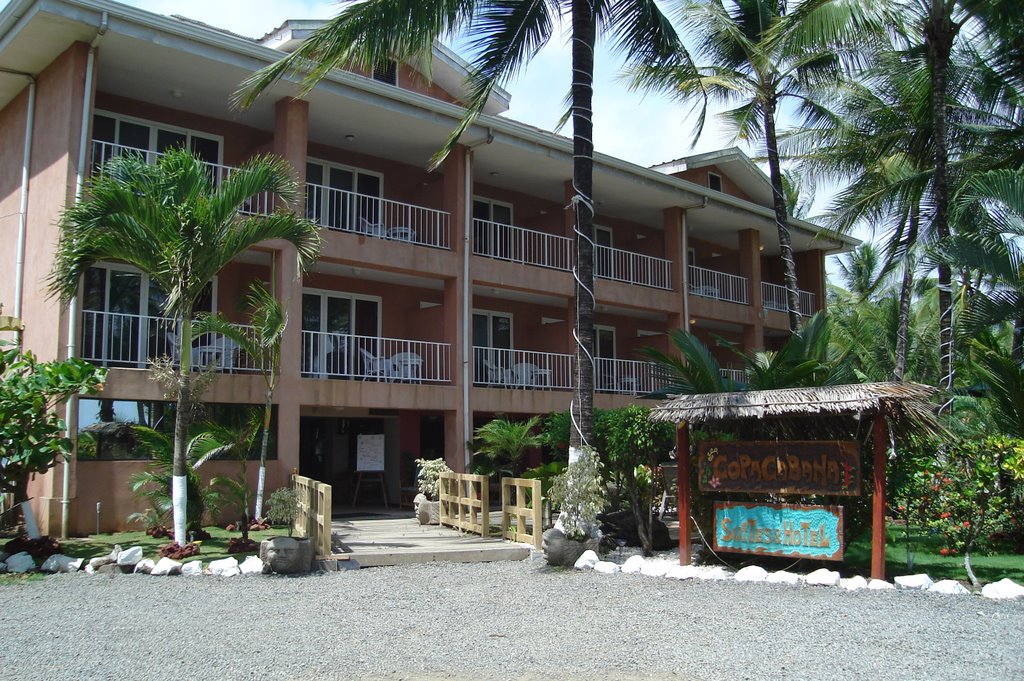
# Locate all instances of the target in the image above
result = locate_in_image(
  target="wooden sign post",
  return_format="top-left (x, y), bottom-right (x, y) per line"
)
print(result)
top-left (872, 411), bottom-right (888, 580)
top-left (677, 422), bottom-right (691, 566)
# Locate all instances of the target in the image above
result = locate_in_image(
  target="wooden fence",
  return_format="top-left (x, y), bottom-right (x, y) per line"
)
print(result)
top-left (438, 471), bottom-right (490, 536)
top-left (292, 473), bottom-right (333, 558)
top-left (500, 477), bottom-right (543, 549)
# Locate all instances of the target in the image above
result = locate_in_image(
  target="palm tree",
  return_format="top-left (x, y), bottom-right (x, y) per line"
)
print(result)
top-left (472, 415), bottom-right (544, 478)
top-left (232, 0), bottom-right (682, 453)
top-left (196, 282), bottom-right (287, 520)
top-left (629, 0), bottom-right (879, 332)
top-left (50, 149), bottom-right (321, 546)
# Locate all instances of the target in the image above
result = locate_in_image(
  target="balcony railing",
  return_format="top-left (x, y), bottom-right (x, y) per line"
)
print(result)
top-left (79, 310), bottom-right (259, 372)
top-left (305, 183), bottom-right (450, 250)
top-left (762, 282), bottom-right (816, 317)
top-left (90, 141), bottom-right (275, 215)
top-left (720, 368), bottom-right (746, 384)
top-left (302, 330), bottom-right (450, 383)
top-left (688, 266), bottom-right (749, 304)
top-left (596, 244), bottom-right (673, 290)
top-left (596, 357), bottom-right (670, 395)
top-left (472, 219), bottom-right (572, 271)
top-left (473, 347), bottom-right (573, 390)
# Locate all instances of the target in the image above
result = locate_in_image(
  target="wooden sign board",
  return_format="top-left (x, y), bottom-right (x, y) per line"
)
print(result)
top-left (698, 440), bottom-right (860, 496)
top-left (713, 501), bottom-right (844, 561)
top-left (356, 433), bottom-right (385, 472)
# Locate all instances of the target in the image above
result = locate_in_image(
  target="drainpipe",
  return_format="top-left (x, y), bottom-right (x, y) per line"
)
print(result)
top-left (680, 197), bottom-right (707, 333)
top-left (462, 129), bottom-right (493, 469)
top-left (0, 68), bottom-right (35, 347)
top-left (61, 11), bottom-right (108, 540)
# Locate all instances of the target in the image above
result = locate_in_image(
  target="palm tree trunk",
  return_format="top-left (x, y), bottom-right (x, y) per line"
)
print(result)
top-left (1013, 318), bottom-right (1024, 365)
top-left (253, 387), bottom-right (273, 520)
top-left (171, 318), bottom-right (192, 546)
top-left (763, 96), bottom-right (801, 332)
top-left (569, 0), bottom-right (596, 452)
top-left (926, 0), bottom-right (956, 411)
top-left (894, 207), bottom-right (919, 381)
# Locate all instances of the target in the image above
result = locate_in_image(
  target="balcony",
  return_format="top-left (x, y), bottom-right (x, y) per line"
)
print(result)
top-left (79, 310), bottom-right (259, 373)
top-left (596, 244), bottom-right (673, 290)
top-left (472, 219), bottom-right (572, 271)
top-left (302, 330), bottom-right (451, 383)
top-left (91, 141), bottom-right (275, 215)
top-left (473, 347), bottom-right (573, 389)
top-left (305, 183), bottom-right (450, 250)
top-left (720, 368), bottom-right (746, 383)
top-left (688, 266), bottom-right (749, 305)
top-left (595, 357), bottom-right (670, 395)
top-left (761, 283), bottom-right (817, 316)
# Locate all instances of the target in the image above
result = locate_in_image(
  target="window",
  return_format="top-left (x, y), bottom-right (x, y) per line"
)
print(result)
top-left (79, 264), bottom-right (214, 367)
top-left (708, 172), bottom-right (723, 192)
top-left (306, 159), bottom-right (383, 232)
top-left (301, 289), bottom-right (381, 376)
top-left (473, 198), bottom-right (514, 258)
top-left (595, 225), bottom-right (613, 278)
top-left (372, 60), bottom-right (398, 86)
top-left (92, 112), bottom-right (222, 169)
top-left (472, 310), bottom-right (513, 384)
top-left (595, 325), bottom-right (616, 359)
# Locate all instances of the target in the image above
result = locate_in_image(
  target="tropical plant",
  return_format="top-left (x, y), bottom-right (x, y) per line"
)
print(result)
top-left (414, 457), bottom-right (453, 500)
top-left (233, 0), bottom-right (683, 452)
top-left (0, 340), bottom-right (105, 512)
top-left (265, 486), bottom-right (300, 537)
top-left (128, 425), bottom-right (226, 534)
top-left (49, 148), bottom-right (321, 546)
top-left (195, 281), bottom-right (288, 520)
top-left (206, 411), bottom-right (263, 541)
top-left (628, 0), bottom-right (883, 331)
top-left (472, 416), bottom-right (543, 479)
top-left (548, 445), bottom-right (605, 541)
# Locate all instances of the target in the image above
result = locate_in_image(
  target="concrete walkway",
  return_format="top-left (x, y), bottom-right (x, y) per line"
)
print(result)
top-left (329, 511), bottom-right (532, 568)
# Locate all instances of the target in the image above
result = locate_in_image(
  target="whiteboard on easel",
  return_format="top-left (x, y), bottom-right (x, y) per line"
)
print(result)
top-left (356, 434), bottom-right (386, 472)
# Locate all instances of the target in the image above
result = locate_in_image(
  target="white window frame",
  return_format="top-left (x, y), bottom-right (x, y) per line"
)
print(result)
top-left (84, 262), bottom-right (218, 317)
top-left (306, 157), bottom-right (384, 197)
top-left (472, 309), bottom-right (514, 348)
top-left (595, 324), bottom-right (616, 359)
top-left (708, 172), bottom-right (723, 192)
top-left (473, 197), bottom-right (514, 226)
top-left (301, 287), bottom-right (383, 338)
top-left (92, 109), bottom-right (224, 165)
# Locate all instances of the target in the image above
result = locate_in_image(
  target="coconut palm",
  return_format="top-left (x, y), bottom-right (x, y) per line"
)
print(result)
top-left (50, 148), bottom-right (321, 546)
top-left (233, 0), bottom-right (683, 452)
top-left (195, 282), bottom-right (287, 520)
top-left (628, 0), bottom-right (885, 332)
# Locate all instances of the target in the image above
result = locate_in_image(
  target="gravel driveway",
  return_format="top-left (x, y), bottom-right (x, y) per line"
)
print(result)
top-left (2, 554), bottom-right (1021, 680)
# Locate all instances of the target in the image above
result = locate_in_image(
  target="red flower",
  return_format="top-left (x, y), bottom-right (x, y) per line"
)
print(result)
top-left (962, 521), bottom-right (971, 528)
top-left (939, 548), bottom-right (950, 556)
top-left (940, 511), bottom-right (951, 519)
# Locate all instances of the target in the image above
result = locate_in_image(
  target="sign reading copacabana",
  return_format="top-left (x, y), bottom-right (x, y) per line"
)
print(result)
top-left (713, 501), bottom-right (844, 561)
top-left (698, 440), bottom-right (860, 496)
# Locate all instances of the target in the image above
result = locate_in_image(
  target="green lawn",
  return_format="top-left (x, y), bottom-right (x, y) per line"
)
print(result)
top-left (58, 526), bottom-right (285, 564)
top-left (845, 524), bottom-right (1024, 585)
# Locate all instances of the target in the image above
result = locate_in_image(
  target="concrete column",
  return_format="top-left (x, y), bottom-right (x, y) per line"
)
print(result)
top-left (271, 97), bottom-right (308, 479)
top-left (738, 229), bottom-right (763, 351)
top-left (442, 145), bottom-right (470, 471)
top-left (664, 207), bottom-right (684, 332)
top-left (796, 249), bottom-right (826, 314)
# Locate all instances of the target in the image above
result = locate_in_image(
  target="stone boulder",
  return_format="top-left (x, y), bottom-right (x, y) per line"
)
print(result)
top-left (767, 570), bottom-right (801, 585)
top-left (134, 559), bottom-right (155, 575)
top-left (573, 550), bottom-right (600, 570)
top-left (6, 552), bottom-right (35, 573)
top-left (88, 555), bottom-right (114, 571)
top-left (982, 578), bottom-right (1024, 600)
top-left (666, 564), bottom-right (699, 580)
top-left (239, 556), bottom-right (264, 575)
top-left (593, 561), bottom-right (621, 574)
top-left (867, 579), bottom-right (894, 590)
top-left (181, 560), bottom-right (203, 576)
top-left (116, 546), bottom-right (144, 568)
top-left (541, 528), bottom-right (599, 568)
top-left (840, 575), bottom-right (868, 591)
top-left (895, 574), bottom-right (934, 591)
top-left (621, 555), bottom-right (646, 574)
top-left (805, 568), bottom-right (840, 587)
top-left (259, 537), bottom-right (313, 574)
top-left (40, 554), bottom-right (76, 573)
top-left (640, 560), bottom-right (673, 578)
top-left (597, 509), bottom-right (674, 551)
top-left (150, 557), bottom-right (182, 576)
top-left (208, 557), bottom-right (241, 577)
top-left (697, 566), bottom-right (733, 581)
top-left (734, 565), bottom-right (768, 583)
top-left (929, 579), bottom-right (969, 595)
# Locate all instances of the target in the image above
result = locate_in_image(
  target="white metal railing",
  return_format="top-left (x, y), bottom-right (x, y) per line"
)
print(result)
top-left (472, 219), bottom-right (572, 271)
top-left (473, 347), bottom-right (573, 390)
top-left (305, 183), bottom-right (450, 250)
top-left (762, 282), bottom-right (816, 316)
top-left (688, 265), bottom-right (749, 304)
top-left (596, 357), bottom-right (670, 395)
top-left (302, 330), bottom-right (450, 383)
top-left (79, 310), bottom-right (258, 372)
top-left (91, 140), bottom-right (276, 215)
top-left (595, 244), bottom-right (672, 290)
top-left (720, 368), bottom-right (746, 384)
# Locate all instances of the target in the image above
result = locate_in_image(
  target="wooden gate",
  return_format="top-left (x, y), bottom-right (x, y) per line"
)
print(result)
top-left (500, 477), bottom-right (543, 549)
top-left (292, 473), bottom-right (333, 558)
top-left (438, 472), bottom-right (490, 536)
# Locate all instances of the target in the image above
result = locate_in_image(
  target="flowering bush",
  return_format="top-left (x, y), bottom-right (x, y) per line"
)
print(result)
top-left (414, 457), bottom-right (452, 500)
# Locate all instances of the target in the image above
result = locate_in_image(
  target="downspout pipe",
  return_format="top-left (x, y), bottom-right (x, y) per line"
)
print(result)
top-left (61, 10), bottom-right (108, 540)
top-left (461, 128), bottom-right (493, 469)
top-left (0, 67), bottom-right (35, 346)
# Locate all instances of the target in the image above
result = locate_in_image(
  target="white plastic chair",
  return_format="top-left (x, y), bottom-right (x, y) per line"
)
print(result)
top-left (358, 216), bottom-right (387, 238)
top-left (359, 347), bottom-right (395, 381)
top-left (513, 362), bottom-right (539, 387)
top-left (391, 351), bottom-right (423, 382)
top-left (482, 359), bottom-right (511, 385)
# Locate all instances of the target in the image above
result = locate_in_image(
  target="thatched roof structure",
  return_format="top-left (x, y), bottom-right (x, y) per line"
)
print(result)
top-left (650, 382), bottom-right (941, 438)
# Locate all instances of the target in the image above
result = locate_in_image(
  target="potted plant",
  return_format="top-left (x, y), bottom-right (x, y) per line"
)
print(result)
top-left (542, 447), bottom-right (604, 567)
top-left (258, 486), bottom-right (312, 574)
top-left (413, 457), bottom-right (452, 525)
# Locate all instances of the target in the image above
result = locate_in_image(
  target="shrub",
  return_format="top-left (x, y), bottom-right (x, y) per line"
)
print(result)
top-left (548, 447), bottom-right (605, 541)
top-left (414, 458), bottom-right (452, 499)
top-left (266, 487), bottom-right (299, 537)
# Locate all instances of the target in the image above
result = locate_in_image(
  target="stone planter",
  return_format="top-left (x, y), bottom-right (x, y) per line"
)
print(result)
top-left (541, 528), bottom-right (599, 568)
top-left (413, 493), bottom-right (441, 525)
top-left (259, 536), bottom-right (313, 574)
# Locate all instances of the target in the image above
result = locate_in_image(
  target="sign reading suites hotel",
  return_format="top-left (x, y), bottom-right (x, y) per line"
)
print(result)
top-left (697, 440), bottom-right (861, 496)
top-left (713, 502), bottom-right (845, 561)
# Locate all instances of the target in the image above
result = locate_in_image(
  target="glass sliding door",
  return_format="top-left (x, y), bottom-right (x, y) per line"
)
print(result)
top-left (302, 290), bottom-right (380, 378)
